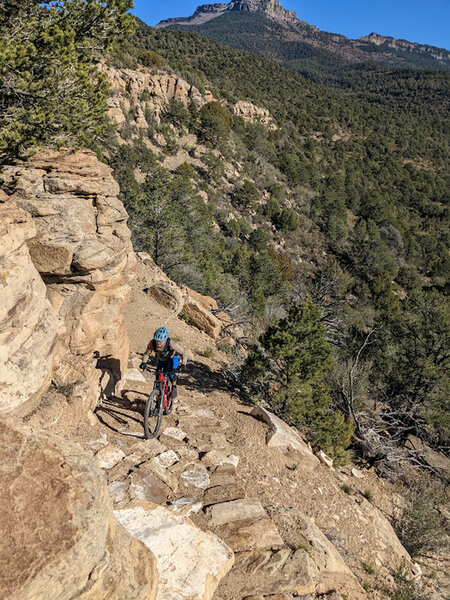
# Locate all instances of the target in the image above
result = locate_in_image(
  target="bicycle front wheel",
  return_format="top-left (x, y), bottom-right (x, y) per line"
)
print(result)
top-left (144, 389), bottom-right (163, 439)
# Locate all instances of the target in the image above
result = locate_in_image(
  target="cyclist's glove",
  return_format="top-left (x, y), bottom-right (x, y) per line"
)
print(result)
top-left (139, 362), bottom-right (147, 371)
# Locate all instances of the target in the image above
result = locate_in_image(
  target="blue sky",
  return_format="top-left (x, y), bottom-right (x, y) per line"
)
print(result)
top-left (132, 0), bottom-right (450, 49)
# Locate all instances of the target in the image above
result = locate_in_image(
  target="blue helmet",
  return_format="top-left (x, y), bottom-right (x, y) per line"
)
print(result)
top-left (154, 327), bottom-right (169, 342)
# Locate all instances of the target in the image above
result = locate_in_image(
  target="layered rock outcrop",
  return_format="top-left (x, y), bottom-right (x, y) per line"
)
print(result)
top-left (233, 100), bottom-right (276, 129)
top-left (0, 149), bottom-right (136, 413)
top-left (101, 64), bottom-right (207, 127)
top-left (0, 418), bottom-right (157, 600)
top-left (0, 197), bottom-right (60, 412)
top-left (157, 0), bottom-right (298, 28)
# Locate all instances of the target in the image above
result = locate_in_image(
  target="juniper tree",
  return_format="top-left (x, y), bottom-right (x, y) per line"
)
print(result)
top-left (243, 296), bottom-right (354, 463)
top-left (0, 0), bottom-right (134, 161)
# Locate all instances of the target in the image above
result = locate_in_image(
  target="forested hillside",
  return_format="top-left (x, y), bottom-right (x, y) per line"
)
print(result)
top-left (166, 11), bottom-right (450, 115)
top-left (107, 22), bottom-right (449, 472)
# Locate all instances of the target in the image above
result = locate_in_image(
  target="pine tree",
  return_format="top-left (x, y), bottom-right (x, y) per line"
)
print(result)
top-left (243, 297), bottom-right (354, 463)
top-left (0, 0), bottom-right (134, 161)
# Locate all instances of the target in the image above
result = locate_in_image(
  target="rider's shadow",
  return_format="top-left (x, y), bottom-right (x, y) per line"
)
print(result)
top-left (94, 352), bottom-right (122, 402)
top-left (95, 394), bottom-right (145, 435)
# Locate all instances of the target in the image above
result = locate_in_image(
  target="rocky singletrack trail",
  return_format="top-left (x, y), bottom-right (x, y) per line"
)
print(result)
top-left (66, 256), bottom-right (432, 600)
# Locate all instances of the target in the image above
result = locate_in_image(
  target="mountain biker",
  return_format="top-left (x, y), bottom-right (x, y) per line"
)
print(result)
top-left (139, 327), bottom-right (189, 400)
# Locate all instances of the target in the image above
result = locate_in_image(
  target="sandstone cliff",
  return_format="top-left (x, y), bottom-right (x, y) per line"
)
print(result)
top-left (0, 197), bottom-right (59, 412)
top-left (101, 63), bottom-right (208, 128)
top-left (1, 149), bottom-right (135, 414)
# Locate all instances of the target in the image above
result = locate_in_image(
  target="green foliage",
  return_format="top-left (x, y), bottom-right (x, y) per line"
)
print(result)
top-left (198, 101), bottom-right (232, 144)
top-left (263, 197), bottom-right (281, 220)
top-left (176, 161), bottom-right (195, 179)
top-left (0, 0), bottom-right (134, 161)
top-left (374, 289), bottom-right (450, 443)
top-left (361, 561), bottom-right (375, 574)
top-left (362, 489), bottom-right (373, 502)
top-left (392, 566), bottom-right (432, 600)
top-left (248, 227), bottom-right (270, 252)
top-left (274, 208), bottom-right (301, 232)
top-left (138, 49), bottom-right (163, 67)
top-left (233, 180), bottom-right (259, 209)
top-left (341, 484), bottom-right (352, 495)
top-left (163, 99), bottom-right (190, 129)
top-left (243, 297), bottom-right (354, 461)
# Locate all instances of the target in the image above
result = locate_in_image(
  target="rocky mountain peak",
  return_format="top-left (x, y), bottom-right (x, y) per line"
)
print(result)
top-left (156, 0), bottom-right (298, 28)
top-left (228, 0), bottom-right (297, 23)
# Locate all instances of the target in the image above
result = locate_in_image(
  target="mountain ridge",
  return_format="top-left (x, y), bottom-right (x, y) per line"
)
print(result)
top-left (156, 0), bottom-right (450, 70)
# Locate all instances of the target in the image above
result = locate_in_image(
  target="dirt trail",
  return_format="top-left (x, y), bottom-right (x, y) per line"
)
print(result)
top-left (20, 258), bottom-right (447, 598)
top-left (90, 260), bottom-right (415, 597)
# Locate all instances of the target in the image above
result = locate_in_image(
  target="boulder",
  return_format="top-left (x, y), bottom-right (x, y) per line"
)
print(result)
top-left (167, 497), bottom-right (203, 517)
top-left (185, 286), bottom-right (219, 311)
top-left (180, 298), bottom-right (222, 339)
top-left (180, 463), bottom-right (211, 492)
top-left (316, 450), bottom-right (334, 469)
top-left (206, 499), bottom-right (284, 552)
top-left (161, 426), bottom-right (187, 441)
top-left (0, 418), bottom-right (157, 600)
top-left (251, 407), bottom-right (319, 472)
top-left (95, 444), bottom-right (126, 469)
top-left (115, 502), bottom-right (234, 600)
top-left (203, 482), bottom-right (246, 507)
top-left (147, 281), bottom-right (184, 313)
top-left (129, 471), bottom-right (172, 504)
top-left (153, 449), bottom-right (179, 469)
top-left (219, 512), bottom-right (366, 599)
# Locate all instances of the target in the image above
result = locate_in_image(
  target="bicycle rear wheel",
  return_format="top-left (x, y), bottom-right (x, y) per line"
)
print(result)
top-left (144, 389), bottom-right (163, 439)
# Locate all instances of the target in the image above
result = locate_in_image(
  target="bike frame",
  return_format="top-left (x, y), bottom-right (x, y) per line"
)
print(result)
top-left (155, 372), bottom-right (172, 410)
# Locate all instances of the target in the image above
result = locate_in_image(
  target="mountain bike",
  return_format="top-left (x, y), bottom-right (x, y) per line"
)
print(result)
top-left (142, 367), bottom-right (174, 439)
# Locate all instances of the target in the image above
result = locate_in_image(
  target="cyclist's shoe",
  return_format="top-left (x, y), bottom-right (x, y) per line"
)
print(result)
top-left (170, 385), bottom-right (178, 400)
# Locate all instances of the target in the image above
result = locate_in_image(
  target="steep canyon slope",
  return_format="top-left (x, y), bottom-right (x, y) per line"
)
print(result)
top-left (0, 144), bottom-right (445, 599)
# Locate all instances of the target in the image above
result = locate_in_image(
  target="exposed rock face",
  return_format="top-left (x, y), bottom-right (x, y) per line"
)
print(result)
top-left (101, 64), bottom-right (206, 128)
top-left (115, 502), bottom-right (235, 600)
top-left (0, 418), bottom-right (157, 600)
top-left (234, 100), bottom-right (276, 128)
top-left (157, 0), bottom-right (298, 28)
top-left (0, 196), bottom-right (60, 412)
top-left (1, 149), bottom-right (136, 412)
top-left (222, 511), bottom-right (367, 599)
top-left (229, 0), bottom-right (297, 25)
top-left (358, 32), bottom-right (449, 60)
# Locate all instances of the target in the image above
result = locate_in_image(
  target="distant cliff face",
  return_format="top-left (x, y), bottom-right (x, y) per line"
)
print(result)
top-left (156, 0), bottom-right (297, 28)
top-left (228, 0), bottom-right (297, 24)
top-left (357, 32), bottom-right (449, 61)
